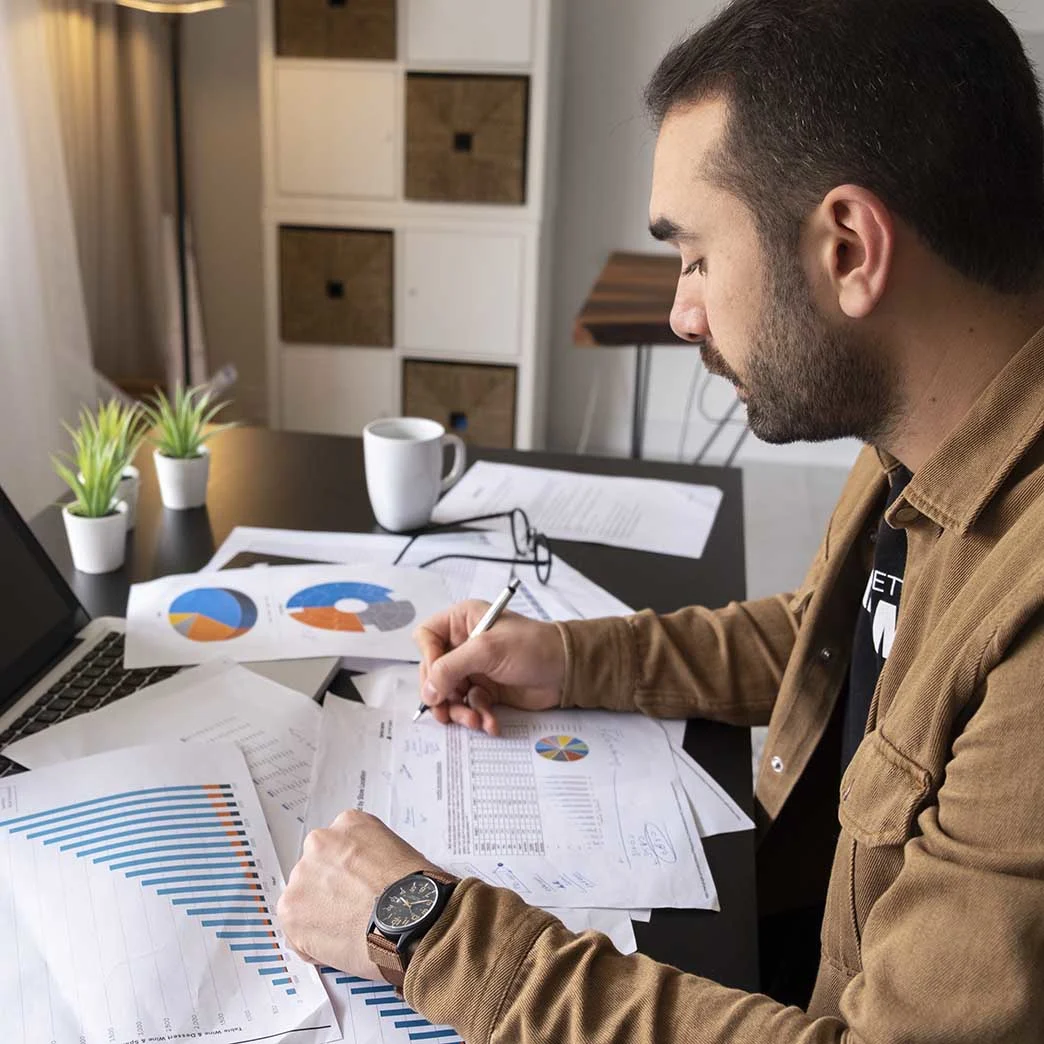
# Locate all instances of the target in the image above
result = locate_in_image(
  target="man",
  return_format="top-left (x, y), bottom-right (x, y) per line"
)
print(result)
top-left (279, 0), bottom-right (1044, 1039)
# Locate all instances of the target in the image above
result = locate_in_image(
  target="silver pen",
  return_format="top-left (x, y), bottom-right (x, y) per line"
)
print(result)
top-left (413, 577), bottom-right (522, 722)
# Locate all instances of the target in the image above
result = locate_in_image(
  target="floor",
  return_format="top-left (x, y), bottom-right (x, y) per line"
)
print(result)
top-left (740, 462), bottom-right (852, 778)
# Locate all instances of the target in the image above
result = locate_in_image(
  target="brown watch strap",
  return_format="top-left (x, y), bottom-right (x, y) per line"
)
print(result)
top-left (367, 868), bottom-right (458, 989)
top-left (367, 930), bottom-right (406, 989)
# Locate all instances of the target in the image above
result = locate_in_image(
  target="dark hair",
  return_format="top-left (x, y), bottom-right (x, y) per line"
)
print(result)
top-left (645, 0), bottom-right (1044, 293)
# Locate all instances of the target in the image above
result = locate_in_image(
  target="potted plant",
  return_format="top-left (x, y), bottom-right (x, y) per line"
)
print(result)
top-left (143, 384), bottom-right (235, 510)
top-left (52, 412), bottom-right (128, 574)
top-left (95, 399), bottom-right (148, 529)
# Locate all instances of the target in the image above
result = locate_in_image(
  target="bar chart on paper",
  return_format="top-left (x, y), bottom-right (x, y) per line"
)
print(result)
top-left (319, 967), bottom-right (463, 1044)
top-left (0, 742), bottom-right (336, 1044)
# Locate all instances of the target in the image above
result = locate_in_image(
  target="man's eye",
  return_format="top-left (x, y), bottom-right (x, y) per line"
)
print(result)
top-left (683, 258), bottom-right (706, 277)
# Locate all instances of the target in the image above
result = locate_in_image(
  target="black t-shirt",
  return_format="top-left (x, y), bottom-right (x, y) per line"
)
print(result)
top-left (841, 467), bottom-right (913, 774)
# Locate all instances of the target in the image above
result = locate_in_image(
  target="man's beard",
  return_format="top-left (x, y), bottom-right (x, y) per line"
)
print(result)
top-left (703, 248), bottom-right (899, 446)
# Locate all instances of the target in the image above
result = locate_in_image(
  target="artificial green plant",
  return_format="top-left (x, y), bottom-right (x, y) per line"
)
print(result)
top-left (142, 384), bottom-right (236, 459)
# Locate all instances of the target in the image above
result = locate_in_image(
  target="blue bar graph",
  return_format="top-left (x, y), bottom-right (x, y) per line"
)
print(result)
top-left (318, 966), bottom-right (464, 1044)
top-left (0, 785), bottom-right (234, 829)
top-left (77, 830), bottom-right (247, 858)
top-left (137, 871), bottom-right (258, 885)
top-left (158, 883), bottom-right (262, 896)
top-left (0, 783), bottom-right (298, 998)
top-left (104, 840), bottom-right (249, 866)
top-left (190, 907), bottom-right (270, 917)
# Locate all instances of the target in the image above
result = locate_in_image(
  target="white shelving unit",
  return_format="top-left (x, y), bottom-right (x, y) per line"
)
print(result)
top-left (258, 0), bottom-right (563, 449)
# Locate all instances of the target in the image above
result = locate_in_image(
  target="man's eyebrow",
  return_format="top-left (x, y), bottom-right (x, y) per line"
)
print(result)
top-left (649, 217), bottom-right (699, 243)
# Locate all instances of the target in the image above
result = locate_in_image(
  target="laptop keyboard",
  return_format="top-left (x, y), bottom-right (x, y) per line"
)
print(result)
top-left (0, 632), bottom-right (178, 778)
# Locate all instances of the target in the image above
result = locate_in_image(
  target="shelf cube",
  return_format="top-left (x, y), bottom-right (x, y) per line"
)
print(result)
top-left (405, 74), bottom-right (529, 204)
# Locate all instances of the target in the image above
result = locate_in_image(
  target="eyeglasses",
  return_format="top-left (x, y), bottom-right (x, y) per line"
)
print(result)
top-left (392, 508), bottom-right (552, 584)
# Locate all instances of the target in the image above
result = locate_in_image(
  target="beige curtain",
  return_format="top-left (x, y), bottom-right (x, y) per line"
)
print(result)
top-left (0, 0), bottom-right (97, 516)
top-left (39, 0), bottom-right (173, 392)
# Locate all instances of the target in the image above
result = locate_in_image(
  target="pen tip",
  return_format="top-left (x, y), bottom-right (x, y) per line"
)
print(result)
top-left (412, 707), bottom-right (423, 722)
top-left (508, 577), bottom-right (521, 592)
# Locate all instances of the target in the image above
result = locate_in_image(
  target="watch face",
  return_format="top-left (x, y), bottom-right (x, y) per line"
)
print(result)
top-left (375, 874), bottom-right (439, 933)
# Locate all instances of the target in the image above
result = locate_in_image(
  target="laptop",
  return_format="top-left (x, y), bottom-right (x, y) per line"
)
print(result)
top-left (0, 483), bottom-right (340, 776)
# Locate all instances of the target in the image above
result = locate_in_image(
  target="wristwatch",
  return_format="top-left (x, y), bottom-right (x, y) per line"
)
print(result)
top-left (366, 868), bottom-right (457, 988)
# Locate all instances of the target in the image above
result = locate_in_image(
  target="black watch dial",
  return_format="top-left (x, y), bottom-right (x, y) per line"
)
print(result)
top-left (374, 874), bottom-right (440, 933)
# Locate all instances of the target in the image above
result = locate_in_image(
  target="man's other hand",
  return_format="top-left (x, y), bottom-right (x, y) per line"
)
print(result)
top-left (278, 810), bottom-right (438, 981)
top-left (413, 600), bottom-right (566, 735)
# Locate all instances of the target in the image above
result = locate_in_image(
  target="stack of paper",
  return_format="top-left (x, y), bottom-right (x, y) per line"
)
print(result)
top-left (4, 660), bottom-right (753, 1044)
top-left (2, 516), bottom-right (753, 1044)
top-left (0, 741), bottom-right (339, 1044)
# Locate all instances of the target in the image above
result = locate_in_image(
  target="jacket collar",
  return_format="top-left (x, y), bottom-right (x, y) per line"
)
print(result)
top-left (876, 324), bottom-right (1044, 535)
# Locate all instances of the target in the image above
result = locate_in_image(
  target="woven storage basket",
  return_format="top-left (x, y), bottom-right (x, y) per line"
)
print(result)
top-left (403, 360), bottom-right (517, 447)
top-left (276, 0), bottom-right (396, 60)
top-left (405, 74), bottom-right (529, 204)
top-left (280, 226), bottom-right (394, 347)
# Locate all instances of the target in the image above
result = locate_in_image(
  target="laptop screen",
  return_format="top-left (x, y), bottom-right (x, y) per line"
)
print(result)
top-left (0, 485), bottom-right (86, 708)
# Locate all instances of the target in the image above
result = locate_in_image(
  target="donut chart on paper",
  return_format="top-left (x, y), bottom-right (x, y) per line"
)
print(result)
top-left (535, 735), bottom-right (590, 762)
top-left (168, 587), bottom-right (258, 642)
top-left (286, 581), bottom-right (416, 633)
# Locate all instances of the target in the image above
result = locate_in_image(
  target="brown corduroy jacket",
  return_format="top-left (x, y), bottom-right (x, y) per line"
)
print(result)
top-left (404, 326), bottom-right (1044, 1042)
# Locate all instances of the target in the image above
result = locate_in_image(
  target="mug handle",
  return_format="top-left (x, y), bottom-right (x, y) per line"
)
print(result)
top-left (440, 434), bottom-right (467, 494)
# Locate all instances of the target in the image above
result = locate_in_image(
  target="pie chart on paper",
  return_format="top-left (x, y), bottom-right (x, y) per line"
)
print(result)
top-left (535, 735), bottom-right (590, 762)
top-left (286, 581), bottom-right (416, 633)
top-left (168, 587), bottom-right (258, 642)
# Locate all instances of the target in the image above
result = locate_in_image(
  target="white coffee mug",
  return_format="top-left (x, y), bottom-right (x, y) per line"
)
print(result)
top-left (363, 417), bottom-right (467, 532)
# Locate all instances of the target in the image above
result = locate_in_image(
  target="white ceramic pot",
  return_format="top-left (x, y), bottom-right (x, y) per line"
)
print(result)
top-left (117, 465), bottom-right (141, 529)
top-left (62, 501), bottom-right (128, 574)
top-left (154, 446), bottom-right (210, 510)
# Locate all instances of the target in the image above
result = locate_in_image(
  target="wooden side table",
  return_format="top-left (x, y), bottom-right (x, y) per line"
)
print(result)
top-left (574, 251), bottom-right (686, 459)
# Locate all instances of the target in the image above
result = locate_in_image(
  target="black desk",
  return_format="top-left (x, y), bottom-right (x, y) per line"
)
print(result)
top-left (32, 427), bottom-right (758, 991)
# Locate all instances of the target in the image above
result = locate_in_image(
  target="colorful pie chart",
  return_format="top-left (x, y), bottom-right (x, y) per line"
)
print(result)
top-left (286, 581), bottom-right (416, 633)
top-left (169, 587), bottom-right (258, 642)
top-left (535, 735), bottom-right (590, 762)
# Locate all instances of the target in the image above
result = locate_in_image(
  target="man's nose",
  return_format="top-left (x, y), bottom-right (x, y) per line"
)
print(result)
top-left (670, 286), bottom-right (709, 344)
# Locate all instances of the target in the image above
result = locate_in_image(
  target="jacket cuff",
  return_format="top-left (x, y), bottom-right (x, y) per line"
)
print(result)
top-left (555, 617), bottom-right (638, 711)
top-left (404, 878), bottom-right (555, 1044)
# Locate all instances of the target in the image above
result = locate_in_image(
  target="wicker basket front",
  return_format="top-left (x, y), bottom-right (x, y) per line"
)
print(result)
top-left (279, 226), bottom-right (394, 347)
top-left (405, 74), bottom-right (529, 205)
top-left (402, 360), bottom-right (517, 448)
top-left (275, 0), bottom-right (397, 60)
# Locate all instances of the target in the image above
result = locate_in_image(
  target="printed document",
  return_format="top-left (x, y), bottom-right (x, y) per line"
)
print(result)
top-left (202, 526), bottom-right (634, 620)
top-left (306, 697), bottom-right (717, 911)
top-left (4, 662), bottom-right (322, 875)
top-left (0, 742), bottom-right (338, 1044)
top-left (431, 460), bottom-right (723, 558)
top-left (125, 563), bottom-right (450, 668)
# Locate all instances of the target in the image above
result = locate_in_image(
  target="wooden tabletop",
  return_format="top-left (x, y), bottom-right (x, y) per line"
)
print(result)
top-left (574, 251), bottom-right (688, 347)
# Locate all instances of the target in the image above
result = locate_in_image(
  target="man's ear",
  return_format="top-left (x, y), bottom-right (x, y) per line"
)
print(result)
top-left (809, 185), bottom-right (894, 319)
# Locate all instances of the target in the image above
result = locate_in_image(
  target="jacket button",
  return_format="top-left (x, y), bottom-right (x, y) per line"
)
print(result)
top-left (819, 647), bottom-right (834, 662)
top-left (770, 755), bottom-right (784, 773)
top-left (894, 506), bottom-right (920, 524)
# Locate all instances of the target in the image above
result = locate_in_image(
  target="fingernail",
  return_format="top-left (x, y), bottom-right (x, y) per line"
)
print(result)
top-left (422, 681), bottom-right (438, 703)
